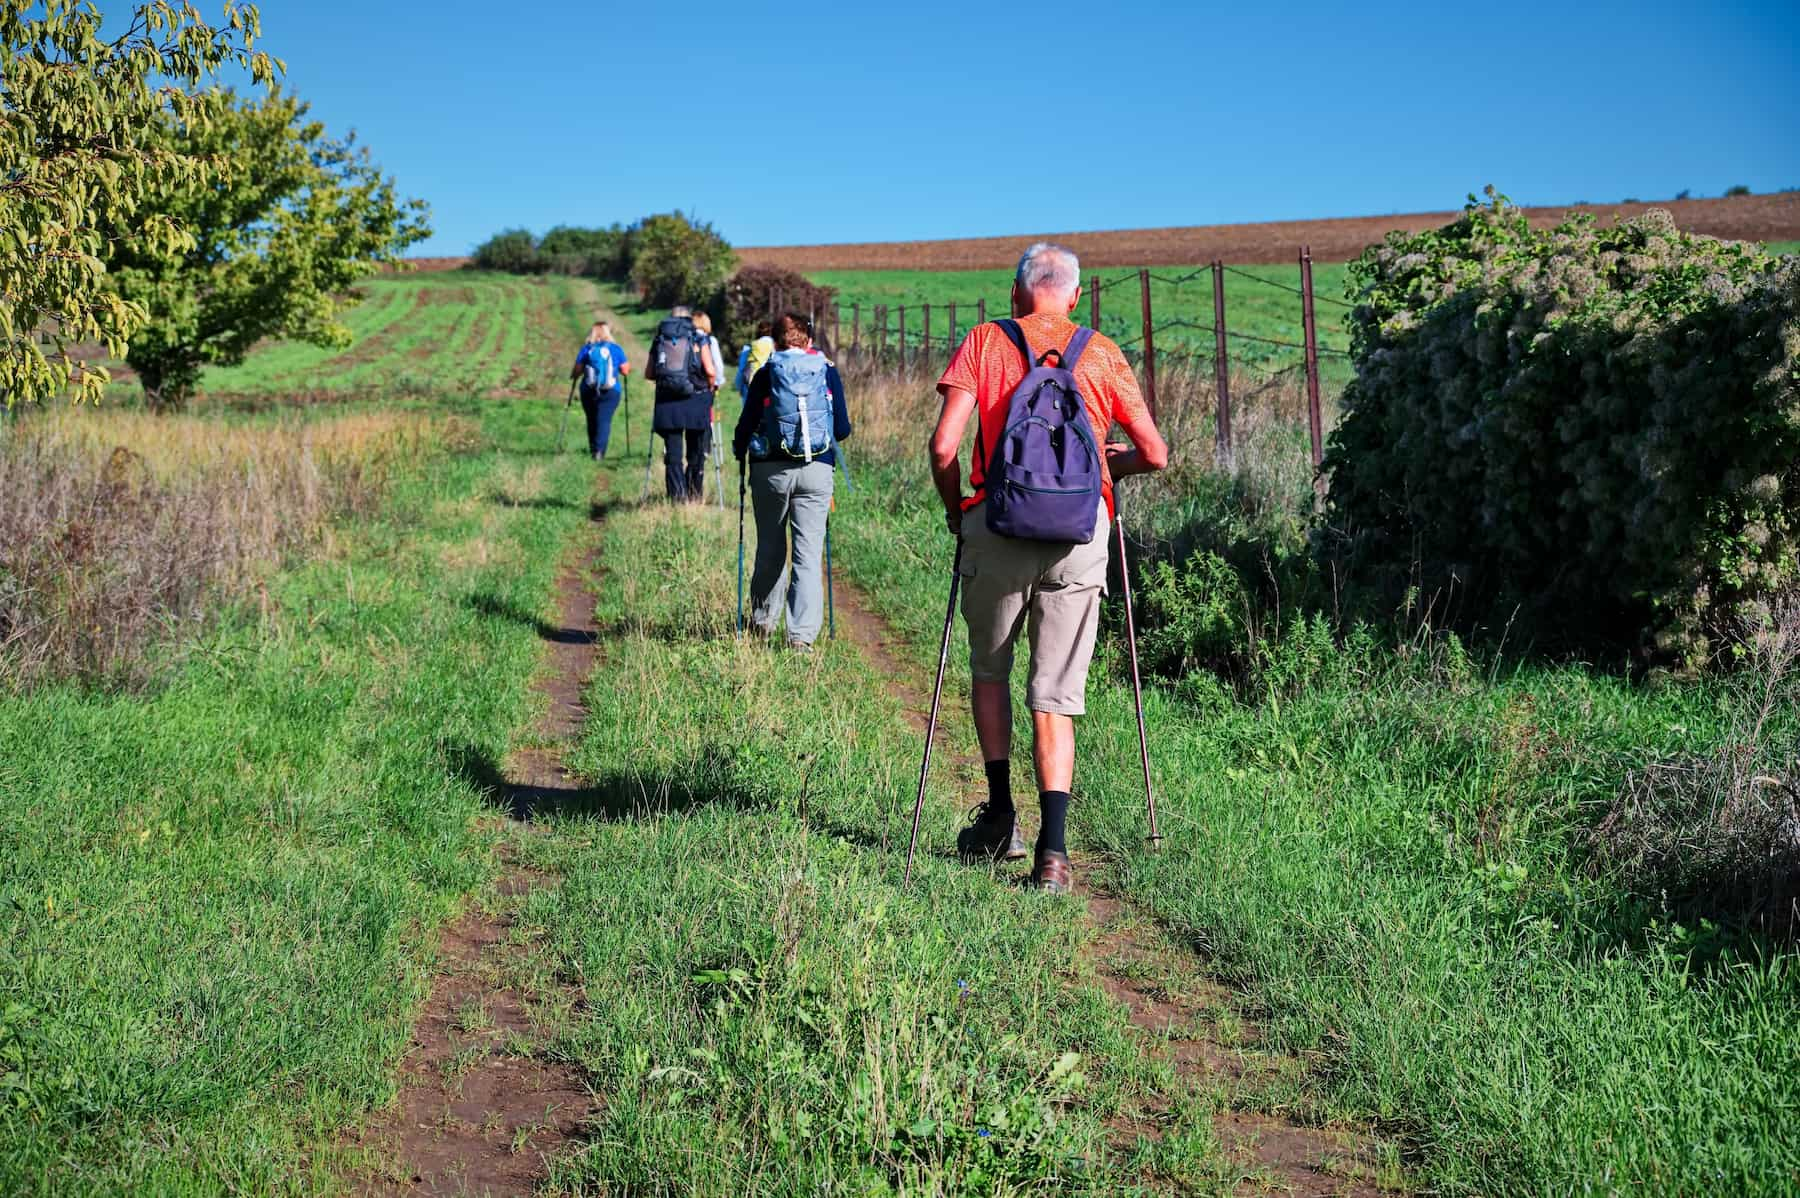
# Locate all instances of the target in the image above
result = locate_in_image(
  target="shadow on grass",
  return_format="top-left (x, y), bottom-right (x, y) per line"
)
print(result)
top-left (444, 741), bottom-right (895, 856)
top-left (462, 592), bottom-right (597, 646)
top-left (491, 491), bottom-right (582, 511)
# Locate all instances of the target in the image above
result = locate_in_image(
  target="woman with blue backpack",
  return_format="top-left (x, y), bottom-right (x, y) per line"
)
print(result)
top-left (732, 312), bottom-right (853, 652)
top-left (569, 321), bottom-right (630, 461)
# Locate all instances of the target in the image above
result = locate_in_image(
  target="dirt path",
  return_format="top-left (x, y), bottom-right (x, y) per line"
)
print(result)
top-left (350, 480), bottom-right (609, 1196)
top-left (830, 578), bottom-right (1397, 1195)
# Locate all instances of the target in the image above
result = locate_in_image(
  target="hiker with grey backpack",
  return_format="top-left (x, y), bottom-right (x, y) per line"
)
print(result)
top-left (917, 242), bottom-right (1168, 893)
top-left (732, 312), bottom-right (853, 652)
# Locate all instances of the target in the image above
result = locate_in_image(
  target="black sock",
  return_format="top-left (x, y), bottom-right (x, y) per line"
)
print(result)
top-left (984, 759), bottom-right (1013, 814)
top-left (1037, 791), bottom-right (1071, 854)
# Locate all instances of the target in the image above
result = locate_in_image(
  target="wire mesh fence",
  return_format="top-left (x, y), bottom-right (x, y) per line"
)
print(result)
top-left (821, 249), bottom-right (1350, 478)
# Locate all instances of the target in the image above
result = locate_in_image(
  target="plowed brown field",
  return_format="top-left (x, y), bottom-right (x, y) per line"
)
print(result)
top-left (732, 192), bottom-right (1800, 270)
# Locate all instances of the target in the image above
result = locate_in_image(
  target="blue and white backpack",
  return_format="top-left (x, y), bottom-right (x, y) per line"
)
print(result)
top-left (758, 350), bottom-right (834, 461)
top-left (580, 342), bottom-right (617, 392)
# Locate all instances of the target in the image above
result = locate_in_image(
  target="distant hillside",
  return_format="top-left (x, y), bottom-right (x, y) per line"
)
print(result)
top-left (731, 192), bottom-right (1800, 270)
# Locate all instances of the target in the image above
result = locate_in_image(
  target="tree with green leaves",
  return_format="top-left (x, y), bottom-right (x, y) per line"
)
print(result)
top-left (629, 212), bottom-right (735, 307)
top-left (1, 1), bottom-right (279, 406)
top-left (104, 87), bottom-right (430, 406)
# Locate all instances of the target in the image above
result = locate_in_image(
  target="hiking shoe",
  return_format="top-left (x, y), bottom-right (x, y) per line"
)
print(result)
top-left (786, 640), bottom-right (813, 654)
top-left (1028, 847), bottom-right (1073, 894)
top-left (958, 803), bottom-right (1027, 863)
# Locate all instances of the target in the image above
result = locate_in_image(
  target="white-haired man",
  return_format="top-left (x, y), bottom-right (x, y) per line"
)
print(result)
top-left (928, 242), bottom-right (1169, 892)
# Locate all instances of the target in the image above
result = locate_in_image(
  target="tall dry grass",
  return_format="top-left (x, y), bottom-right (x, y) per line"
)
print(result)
top-left (0, 409), bottom-right (458, 691)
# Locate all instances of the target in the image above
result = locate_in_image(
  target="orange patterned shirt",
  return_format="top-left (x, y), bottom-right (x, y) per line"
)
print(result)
top-left (937, 313), bottom-right (1150, 518)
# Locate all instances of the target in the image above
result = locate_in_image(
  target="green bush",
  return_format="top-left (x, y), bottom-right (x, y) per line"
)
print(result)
top-left (628, 211), bottom-right (735, 308)
top-left (469, 228), bottom-right (538, 273)
top-left (538, 224), bottom-right (632, 278)
top-left (1322, 189), bottom-right (1800, 667)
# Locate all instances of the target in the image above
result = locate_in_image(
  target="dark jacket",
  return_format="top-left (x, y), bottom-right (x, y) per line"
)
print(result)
top-left (646, 318), bottom-right (715, 432)
top-left (733, 354), bottom-right (852, 467)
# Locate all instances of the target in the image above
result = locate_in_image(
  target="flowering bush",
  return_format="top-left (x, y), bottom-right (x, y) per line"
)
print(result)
top-left (1322, 189), bottom-right (1800, 666)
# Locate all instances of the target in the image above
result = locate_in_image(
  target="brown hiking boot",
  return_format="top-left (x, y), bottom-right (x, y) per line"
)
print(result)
top-left (957, 803), bottom-right (1028, 863)
top-left (1028, 847), bottom-right (1072, 894)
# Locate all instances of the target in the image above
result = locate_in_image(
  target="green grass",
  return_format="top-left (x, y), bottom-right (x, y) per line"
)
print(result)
top-left (825, 457), bottom-right (1800, 1196)
top-left (0, 390), bottom-right (605, 1190)
top-left (1769, 240), bottom-right (1800, 257)
top-left (498, 491), bottom-right (1303, 1195)
top-left (811, 263), bottom-right (1356, 382)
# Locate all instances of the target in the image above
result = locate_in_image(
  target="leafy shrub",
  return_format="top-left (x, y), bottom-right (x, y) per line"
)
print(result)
top-left (1725, 184), bottom-right (1752, 197)
top-left (1137, 551), bottom-right (1250, 681)
top-left (538, 224), bottom-right (632, 278)
top-left (1322, 188), bottom-right (1800, 667)
top-left (629, 211), bottom-right (735, 308)
top-left (469, 228), bottom-right (539, 273)
top-left (722, 266), bottom-right (838, 352)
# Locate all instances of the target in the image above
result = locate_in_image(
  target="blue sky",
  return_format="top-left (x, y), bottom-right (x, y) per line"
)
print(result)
top-left (247, 0), bottom-right (1799, 256)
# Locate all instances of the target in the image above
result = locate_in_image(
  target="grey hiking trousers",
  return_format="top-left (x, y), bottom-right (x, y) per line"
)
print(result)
top-left (748, 459), bottom-right (835, 647)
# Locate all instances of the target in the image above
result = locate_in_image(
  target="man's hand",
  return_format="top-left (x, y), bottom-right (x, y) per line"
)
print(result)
top-left (944, 503), bottom-right (963, 537)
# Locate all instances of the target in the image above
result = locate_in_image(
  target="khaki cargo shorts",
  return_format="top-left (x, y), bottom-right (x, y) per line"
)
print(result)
top-left (959, 500), bottom-right (1111, 716)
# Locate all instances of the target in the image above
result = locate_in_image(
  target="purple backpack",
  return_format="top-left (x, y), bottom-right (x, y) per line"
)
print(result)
top-left (979, 320), bottom-right (1104, 543)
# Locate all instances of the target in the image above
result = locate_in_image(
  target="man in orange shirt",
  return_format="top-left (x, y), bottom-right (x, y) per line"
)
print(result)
top-left (928, 243), bottom-right (1169, 892)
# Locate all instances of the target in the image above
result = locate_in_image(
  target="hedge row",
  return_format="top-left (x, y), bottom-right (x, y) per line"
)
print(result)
top-left (1323, 190), bottom-right (1800, 667)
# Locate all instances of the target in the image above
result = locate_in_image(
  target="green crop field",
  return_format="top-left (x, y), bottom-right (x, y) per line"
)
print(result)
top-left (6, 272), bottom-right (1796, 1196)
top-left (103, 271), bottom-right (610, 402)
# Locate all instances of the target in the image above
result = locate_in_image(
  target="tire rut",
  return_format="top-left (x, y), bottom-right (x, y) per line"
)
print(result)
top-left (829, 576), bottom-right (1400, 1195)
top-left (349, 474), bottom-right (610, 1196)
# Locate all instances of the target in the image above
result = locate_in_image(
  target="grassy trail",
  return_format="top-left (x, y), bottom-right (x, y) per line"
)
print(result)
top-left (479, 459), bottom-right (1399, 1194)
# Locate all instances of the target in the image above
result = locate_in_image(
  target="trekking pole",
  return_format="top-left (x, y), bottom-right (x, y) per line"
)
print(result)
top-left (640, 424), bottom-right (656, 502)
top-left (903, 537), bottom-right (964, 888)
top-left (1113, 492), bottom-right (1162, 849)
top-left (557, 378), bottom-right (576, 453)
top-left (712, 415), bottom-right (725, 509)
top-left (736, 459), bottom-right (747, 636)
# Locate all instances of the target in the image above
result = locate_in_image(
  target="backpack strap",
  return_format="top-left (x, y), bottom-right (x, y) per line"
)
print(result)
top-left (1062, 327), bottom-right (1096, 372)
top-left (995, 319), bottom-right (1032, 369)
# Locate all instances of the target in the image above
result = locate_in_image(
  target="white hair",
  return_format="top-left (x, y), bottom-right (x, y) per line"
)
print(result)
top-left (1015, 242), bottom-right (1080, 301)
top-left (670, 304), bottom-right (691, 317)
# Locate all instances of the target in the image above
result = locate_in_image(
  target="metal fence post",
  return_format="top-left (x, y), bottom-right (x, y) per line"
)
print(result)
top-left (977, 298), bottom-right (986, 326)
top-left (1211, 260), bottom-right (1232, 469)
top-left (831, 304), bottom-right (841, 357)
top-left (898, 305), bottom-right (907, 372)
top-left (948, 301), bottom-right (957, 351)
top-left (922, 302), bottom-right (932, 364)
top-left (877, 305), bottom-right (887, 362)
top-left (774, 286), bottom-right (784, 321)
top-left (1090, 274), bottom-right (1100, 330)
top-left (1138, 268), bottom-right (1157, 420)
top-left (1300, 245), bottom-right (1324, 488)
top-left (852, 303), bottom-right (860, 355)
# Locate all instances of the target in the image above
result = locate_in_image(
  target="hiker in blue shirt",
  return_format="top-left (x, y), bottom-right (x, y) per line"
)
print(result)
top-left (732, 312), bottom-right (852, 650)
top-left (570, 321), bottom-right (630, 460)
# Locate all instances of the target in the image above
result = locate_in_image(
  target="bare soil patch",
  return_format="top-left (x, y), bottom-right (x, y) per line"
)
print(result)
top-left (830, 577), bottom-right (1400, 1193)
top-left (738, 192), bottom-right (1800, 270)
top-left (349, 479), bottom-right (608, 1195)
